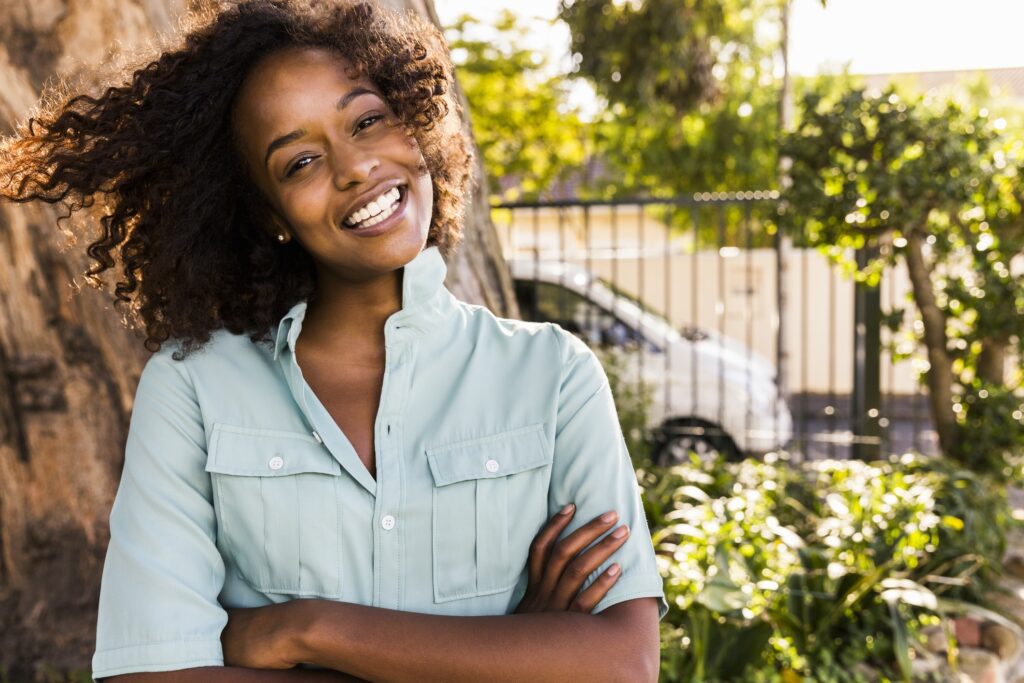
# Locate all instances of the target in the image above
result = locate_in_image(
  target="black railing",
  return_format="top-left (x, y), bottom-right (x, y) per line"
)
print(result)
top-left (492, 194), bottom-right (939, 463)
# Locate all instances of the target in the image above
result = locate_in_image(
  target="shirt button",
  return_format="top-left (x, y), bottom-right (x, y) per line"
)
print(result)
top-left (381, 514), bottom-right (396, 531)
top-left (268, 456), bottom-right (284, 471)
top-left (485, 459), bottom-right (500, 473)
top-left (312, 431), bottom-right (323, 444)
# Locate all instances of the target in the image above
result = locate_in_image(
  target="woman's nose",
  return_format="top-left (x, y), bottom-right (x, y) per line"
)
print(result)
top-left (331, 148), bottom-right (380, 190)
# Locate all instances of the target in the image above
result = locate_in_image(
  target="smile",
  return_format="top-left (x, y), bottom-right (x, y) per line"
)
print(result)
top-left (343, 185), bottom-right (405, 229)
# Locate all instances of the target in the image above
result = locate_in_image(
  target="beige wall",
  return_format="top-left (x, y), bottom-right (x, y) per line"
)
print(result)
top-left (495, 206), bottom-right (925, 395)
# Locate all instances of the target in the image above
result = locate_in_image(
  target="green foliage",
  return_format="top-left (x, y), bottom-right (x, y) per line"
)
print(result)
top-left (779, 83), bottom-right (1024, 474)
top-left (452, 2), bottom-right (787, 246)
top-left (560, 0), bottom-right (785, 198)
top-left (558, 0), bottom-right (725, 115)
top-left (641, 453), bottom-right (1012, 682)
top-left (445, 12), bottom-right (588, 201)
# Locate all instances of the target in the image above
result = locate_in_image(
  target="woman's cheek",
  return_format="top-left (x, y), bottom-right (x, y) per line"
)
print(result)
top-left (283, 178), bottom-right (331, 231)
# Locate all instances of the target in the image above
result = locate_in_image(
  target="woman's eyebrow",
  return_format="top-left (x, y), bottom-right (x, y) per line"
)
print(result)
top-left (265, 129), bottom-right (307, 167)
top-left (336, 87), bottom-right (379, 111)
top-left (263, 88), bottom-right (382, 168)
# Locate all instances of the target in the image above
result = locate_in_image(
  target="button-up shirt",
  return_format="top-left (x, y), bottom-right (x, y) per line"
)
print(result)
top-left (91, 245), bottom-right (668, 680)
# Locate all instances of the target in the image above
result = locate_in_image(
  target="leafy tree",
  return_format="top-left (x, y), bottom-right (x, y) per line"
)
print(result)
top-left (559, 0), bottom-right (785, 197)
top-left (445, 11), bottom-right (589, 202)
top-left (454, 1), bottom-right (789, 203)
top-left (558, 0), bottom-right (724, 116)
top-left (555, 0), bottom-right (787, 249)
top-left (779, 84), bottom-right (1024, 474)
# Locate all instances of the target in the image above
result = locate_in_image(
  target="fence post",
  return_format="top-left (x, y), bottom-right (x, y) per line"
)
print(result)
top-left (852, 246), bottom-right (882, 460)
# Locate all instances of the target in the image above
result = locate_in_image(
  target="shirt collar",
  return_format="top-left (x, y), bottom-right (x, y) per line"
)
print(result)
top-left (272, 245), bottom-right (450, 361)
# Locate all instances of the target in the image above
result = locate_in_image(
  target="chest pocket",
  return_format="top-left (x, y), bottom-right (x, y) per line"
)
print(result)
top-left (205, 423), bottom-right (343, 598)
top-left (425, 423), bottom-right (552, 603)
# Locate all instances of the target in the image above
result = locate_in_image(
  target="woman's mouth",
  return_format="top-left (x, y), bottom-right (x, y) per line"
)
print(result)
top-left (342, 185), bottom-right (406, 233)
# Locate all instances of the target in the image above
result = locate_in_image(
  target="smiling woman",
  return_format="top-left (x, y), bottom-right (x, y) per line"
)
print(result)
top-left (0, 1), bottom-right (667, 681)
top-left (231, 44), bottom-right (437, 283)
top-left (0, 0), bottom-right (471, 359)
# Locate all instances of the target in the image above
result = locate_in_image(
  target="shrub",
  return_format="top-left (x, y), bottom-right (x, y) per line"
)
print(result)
top-left (641, 453), bottom-right (1013, 682)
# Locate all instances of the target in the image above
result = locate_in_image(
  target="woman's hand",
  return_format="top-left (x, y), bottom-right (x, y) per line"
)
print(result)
top-left (222, 600), bottom-right (308, 669)
top-left (514, 503), bottom-right (630, 614)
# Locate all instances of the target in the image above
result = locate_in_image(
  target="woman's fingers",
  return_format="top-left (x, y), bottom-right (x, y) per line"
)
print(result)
top-left (569, 563), bottom-right (622, 613)
top-left (550, 523), bottom-right (630, 609)
top-left (516, 506), bottom-right (629, 615)
top-left (526, 503), bottom-right (577, 589)
top-left (536, 510), bottom-right (622, 601)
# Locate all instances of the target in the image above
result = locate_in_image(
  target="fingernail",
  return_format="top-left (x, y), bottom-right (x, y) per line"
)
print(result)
top-left (559, 503), bottom-right (575, 515)
top-left (600, 511), bottom-right (618, 523)
top-left (607, 563), bottom-right (621, 576)
top-left (612, 525), bottom-right (629, 538)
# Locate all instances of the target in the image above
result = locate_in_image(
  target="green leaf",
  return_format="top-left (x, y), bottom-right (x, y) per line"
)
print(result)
top-left (888, 600), bottom-right (913, 682)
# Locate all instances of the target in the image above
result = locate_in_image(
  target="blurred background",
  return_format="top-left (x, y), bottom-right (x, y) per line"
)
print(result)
top-left (439, 0), bottom-right (1024, 467)
top-left (442, 2), bottom-right (1024, 680)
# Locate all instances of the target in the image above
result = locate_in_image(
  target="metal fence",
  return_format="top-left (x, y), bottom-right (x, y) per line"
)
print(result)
top-left (492, 193), bottom-right (939, 464)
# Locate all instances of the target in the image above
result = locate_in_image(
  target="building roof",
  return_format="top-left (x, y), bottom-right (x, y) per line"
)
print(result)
top-left (860, 65), bottom-right (1024, 99)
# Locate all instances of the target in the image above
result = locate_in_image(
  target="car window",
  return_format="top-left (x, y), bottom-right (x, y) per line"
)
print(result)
top-left (514, 279), bottom-right (652, 350)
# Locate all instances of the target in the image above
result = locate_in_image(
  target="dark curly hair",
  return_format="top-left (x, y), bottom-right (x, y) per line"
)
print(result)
top-left (0, 0), bottom-right (475, 359)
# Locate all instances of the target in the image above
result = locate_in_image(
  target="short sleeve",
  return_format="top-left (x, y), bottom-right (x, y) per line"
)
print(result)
top-left (548, 329), bottom-right (669, 621)
top-left (91, 348), bottom-right (227, 681)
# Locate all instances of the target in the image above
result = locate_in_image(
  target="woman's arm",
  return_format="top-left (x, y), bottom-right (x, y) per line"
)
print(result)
top-left (106, 598), bottom-right (657, 683)
top-left (293, 596), bottom-right (660, 683)
top-left (218, 505), bottom-right (655, 682)
top-left (106, 668), bottom-right (365, 682)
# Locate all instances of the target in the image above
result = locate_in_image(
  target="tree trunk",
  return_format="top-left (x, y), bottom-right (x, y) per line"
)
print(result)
top-left (977, 336), bottom-right (1009, 386)
top-left (0, 0), bottom-right (510, 676)
top-left (903, 229), bottom-right (959, 458)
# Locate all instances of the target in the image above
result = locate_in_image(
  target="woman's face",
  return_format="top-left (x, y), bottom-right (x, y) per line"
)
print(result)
top-left (231, 45), bottom-right (434, 281)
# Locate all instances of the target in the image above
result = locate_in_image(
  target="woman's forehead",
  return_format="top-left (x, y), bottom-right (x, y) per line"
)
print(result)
top-left (232, 46), bottom-right (381, 150)
top-left (238, 46), bottom-right (373, 110)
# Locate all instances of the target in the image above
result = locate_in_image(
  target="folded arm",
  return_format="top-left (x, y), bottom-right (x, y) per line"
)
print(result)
top-left (105, 668), bottom-right (364, 682)
top-left (294, 595), bottom-right (660, 683)
top-left (210, 505), bottom-right (659, 682)
top-left (104, 597), bottom-right (657, 683)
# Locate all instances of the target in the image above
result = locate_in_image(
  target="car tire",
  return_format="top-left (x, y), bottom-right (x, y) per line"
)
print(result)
top-left (652, 419), bottom-right (741, 466)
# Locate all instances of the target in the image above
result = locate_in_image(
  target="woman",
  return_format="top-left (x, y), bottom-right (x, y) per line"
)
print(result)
top-left (1, 0), bottom-right (668, 680)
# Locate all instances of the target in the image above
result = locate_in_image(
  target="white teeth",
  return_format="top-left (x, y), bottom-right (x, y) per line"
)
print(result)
top-left (344, 187), bottom-right (402, 229)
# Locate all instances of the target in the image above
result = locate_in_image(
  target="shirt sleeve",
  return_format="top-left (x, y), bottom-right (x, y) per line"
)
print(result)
top-left (548, 328), bottom-right (669, 621)
top-left (91, 347), bottom-right (228, 681)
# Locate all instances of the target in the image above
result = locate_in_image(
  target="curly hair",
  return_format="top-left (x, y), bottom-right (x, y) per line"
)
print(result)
top-left (0, 0), bottom-right (475, 359)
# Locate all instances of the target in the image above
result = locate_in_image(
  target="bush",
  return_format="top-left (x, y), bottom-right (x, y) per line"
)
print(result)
top-left (591, 338), bottom-right (1015, 680)
top-left (639, 453), bottom-right (1013, 682)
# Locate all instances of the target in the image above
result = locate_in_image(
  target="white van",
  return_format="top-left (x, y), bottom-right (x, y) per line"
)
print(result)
top-left (509, 259), bottom-right (793, 464)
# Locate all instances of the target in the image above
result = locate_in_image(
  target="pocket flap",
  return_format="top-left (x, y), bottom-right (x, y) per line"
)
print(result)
top-left (205, 423), bottom-right (341, 477)
top-left (425, 423), bottom-right (550, 487)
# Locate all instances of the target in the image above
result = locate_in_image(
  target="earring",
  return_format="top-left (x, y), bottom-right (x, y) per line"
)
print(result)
top-left (276, 234), bottom-right (286, 243)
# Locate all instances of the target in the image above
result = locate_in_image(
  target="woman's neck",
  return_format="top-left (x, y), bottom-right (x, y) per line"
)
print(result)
top-left (300, 267), bottom-right (404, 355)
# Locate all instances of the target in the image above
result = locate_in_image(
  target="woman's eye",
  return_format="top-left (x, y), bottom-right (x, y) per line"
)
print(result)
top-left (285, 156), bottom-right (315, 177)
top-left (356, 114), bottom-right (383, 132)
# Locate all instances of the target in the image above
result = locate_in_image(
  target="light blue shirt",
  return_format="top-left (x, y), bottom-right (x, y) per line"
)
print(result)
top-left (91, 245), bottom-right (668, 680)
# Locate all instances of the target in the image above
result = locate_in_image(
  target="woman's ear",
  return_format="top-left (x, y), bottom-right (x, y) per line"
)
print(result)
top-left (267, 211), bottom-right (291, 244)
top-left (240, 176), bottom-right (292, 244)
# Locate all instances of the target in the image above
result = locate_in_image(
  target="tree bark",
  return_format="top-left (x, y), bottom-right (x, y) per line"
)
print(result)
top-left (903, 229), bottom-right (959, 458)
top-left (0, 0), bottom-right (510, 676)
top-left (977, 336), bottom-right (1008, 386)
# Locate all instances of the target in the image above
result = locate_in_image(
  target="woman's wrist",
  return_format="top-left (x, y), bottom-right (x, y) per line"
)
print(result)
top-left (289, 598), bottom-right (348, 669)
